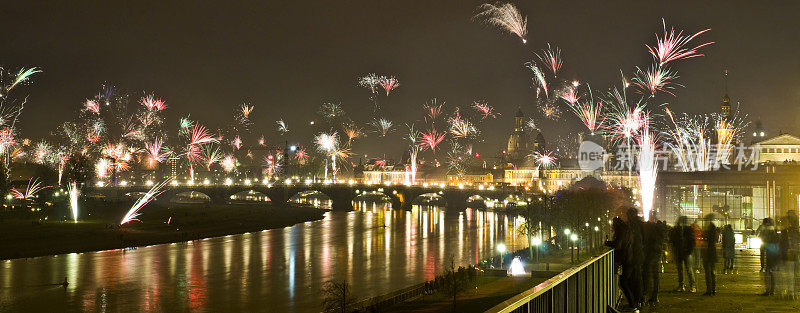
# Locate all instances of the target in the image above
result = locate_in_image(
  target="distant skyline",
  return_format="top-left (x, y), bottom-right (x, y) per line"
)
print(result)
top-left (2, 1), bottom-right (798, 158)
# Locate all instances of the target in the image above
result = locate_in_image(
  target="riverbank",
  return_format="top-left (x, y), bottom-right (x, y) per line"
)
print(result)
top-left (0, 203), bottom-right (326, 260)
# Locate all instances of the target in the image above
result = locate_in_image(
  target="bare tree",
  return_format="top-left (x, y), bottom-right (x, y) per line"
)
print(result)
top-left (321, 279), bottom-right (356, 313)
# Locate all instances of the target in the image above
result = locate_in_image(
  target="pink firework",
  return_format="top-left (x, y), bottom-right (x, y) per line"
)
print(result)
top-left (139, 94), bottom-right (167, 111)
top-left (190, 124), bottom-right (216, 146)
top-left (232, 135), bottom-right (242, 150)
top-left (294, 147), bottom-right (308, 162)
top-left (379, 76), bottom-right (400, 96)
top-left (536, 44), bottom-right (562, 76)
top-left (632, 65), bottom-right (679, 97)
top-left (560, 88), bottom-right (580, 105)
top-left (647, 20), bottom-right (714, 66)
top-left (258, 136), bottom-right (266, 146)
top-left (120, 178), bottom-right (172, 225)
top-left (87, 128), bottom-right (101, 143)
top-left (0, 128), bottom-right (15, 153)
top-left (374, 159), bottom-right (386, 168)
top-left (472, 101), bottom-right (499, 119)
top-left (145, 138), bottom-right (167, 165)
top-left (84, 99), bottom-right (100, 114)
top-left (10, 178), bottom-right (50, 199)
top-left (419, 128), bottom-right (445, 152)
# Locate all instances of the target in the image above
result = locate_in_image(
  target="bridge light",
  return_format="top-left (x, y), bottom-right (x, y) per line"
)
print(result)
top-left (225, 178), bottom-right (233, 186)
top-left (285, 179), bottom-right (292, 185)
top-left (203, 179), bottom-right (210, 186)
top-left (171, 180), bottom-right (179, 186)
top-left (145, 180), bottom-right (154, 186)
top-left (119, 180), bottom-right (128, 186)
top-left (96, 181), bottom-right (105, 187)
top-left (244, 179), bottom-right (252, 185)
top-left (187, 180), bottom-right (194, 186)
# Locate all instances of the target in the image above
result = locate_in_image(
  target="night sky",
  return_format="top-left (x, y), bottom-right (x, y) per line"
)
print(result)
top-left (2, 1), bottom-right (799, 159)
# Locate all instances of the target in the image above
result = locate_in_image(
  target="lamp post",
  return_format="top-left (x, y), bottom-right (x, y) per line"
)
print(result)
top-left (532, 237), bottom-right (541, 270)
top-left (497, 243), bottom-right (507, 269)
top-left (570, 234), bottom-right (579, 262)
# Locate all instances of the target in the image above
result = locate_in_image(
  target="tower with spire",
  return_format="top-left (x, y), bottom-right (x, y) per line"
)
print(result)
top-left (721, 69), bottom-right (731, 118)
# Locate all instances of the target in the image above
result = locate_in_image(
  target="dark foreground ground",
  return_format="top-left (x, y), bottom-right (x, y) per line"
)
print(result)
top-left (644, 248), bottom-right (800, 313)
top-left (0, 202), bottom-right (325, 260)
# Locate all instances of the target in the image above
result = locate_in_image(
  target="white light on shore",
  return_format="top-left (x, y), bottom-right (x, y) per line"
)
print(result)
top-left (508, 257), bottom-right (526, 276)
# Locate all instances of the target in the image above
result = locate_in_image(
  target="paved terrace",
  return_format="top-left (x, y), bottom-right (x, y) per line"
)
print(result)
top-left (646, 248), bottom-right (799, 313)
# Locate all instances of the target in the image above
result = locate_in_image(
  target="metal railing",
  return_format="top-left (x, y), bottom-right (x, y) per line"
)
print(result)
top-left (485, 249), bottom-right (617, 313)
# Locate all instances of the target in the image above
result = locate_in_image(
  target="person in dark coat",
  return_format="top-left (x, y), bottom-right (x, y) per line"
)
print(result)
top-left (624, 208), bottom-right (645, 308)
top-left (721, 224), bottom-right (736, 274)
top-left (642, 219), bottom-right (667, 305)
top-left (669, 216), bottom-right (696, 292)
top-left (607, 216), bottom-right (636, 309)
top-left (702, 216), bottom-right (719, 295)
top-left (761, 218), bottom-right (780, 296)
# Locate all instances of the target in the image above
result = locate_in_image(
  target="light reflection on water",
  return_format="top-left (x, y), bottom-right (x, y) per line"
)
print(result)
top-left (0, 201), bottom-right (525, 312)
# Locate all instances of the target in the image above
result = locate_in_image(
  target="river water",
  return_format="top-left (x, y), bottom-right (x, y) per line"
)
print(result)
top-left (0, 203), bottom-right (526, 312)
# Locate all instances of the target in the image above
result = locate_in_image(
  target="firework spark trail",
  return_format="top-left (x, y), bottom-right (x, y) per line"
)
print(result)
top-left (276, 120), bottom-right (289, 134)
top-left (448, 112), bottom-right (478, 138)
top-left (0, 128), bottom-right (16, 154)
top-left (472, 101), bottom-right (499, 120)
top-left (602, 87), bottom-right (647, 142)
top-left (526, 118), bottom-right (537, 131)
top-left (473, 2), bottom-right (528, 43)
top-left (144, 138), bottom-right (168, 168)
top-left (405, 125), bottom-right (421, 184)
top-left (68, 182), bottom-right (79, 222)
top-left (10, 178), bottom-right (50, 199)
top-left (537, 44), bottom-right (562, 76)
top-left (419, 128), bottom-right (445, 152)
top-left (315, 132), bottom-right (339, 180)
top-left (202, 146), bottom-right (223, 170)
top-left (560, 87), bottom-right (580, 105)
top-left (525, 62), bottom-right (548, 98)
top-left (379, 76), bottom-right (400, 96)
top-left (139, 95), bottom-right (167, 111)
top-left (258, 136), bottom-right (266, 146)
top-left (532, 151), bottom-right (556, 170)
top-left (647, 20), bottom-right (714, 66)
top-left (663, 110), bottom-right (715, 171)
top-left (7, 67), bottom-right (41, 91)
top-left (371, 118), bottom-right (394, 137)
top-left (566, 87), bottom-right (603, 134)
top-left (424, 99), bottom-right (444, 124)
top-left (632, 65), bottom-right (680, 97)
top-left (84, 99), bottom-right (100, 114)
top-left (120, 178), bottom-right (172, 225)
top-left (343, 123), bottom-right (363, 145)
top-left (637, 119), bottom-right (658, 222)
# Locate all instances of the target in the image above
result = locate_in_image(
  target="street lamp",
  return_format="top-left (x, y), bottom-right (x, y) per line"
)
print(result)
top-left (497, 243), bottom-right (506, 269)
top-left (570, 234), bottom-right (579, 262)
top-left (532, 237), bottom-right (542, 264)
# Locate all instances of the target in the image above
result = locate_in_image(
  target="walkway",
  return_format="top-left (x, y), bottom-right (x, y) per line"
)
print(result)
top-left (645, 248), bottom-right (800, 312)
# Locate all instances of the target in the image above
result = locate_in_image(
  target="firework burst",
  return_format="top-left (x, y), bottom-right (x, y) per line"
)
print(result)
top-left (566, 87), bottom-right (604, 134)
top-left (472, 101), bottom-right (499, 120)
top-left (370, 118), bottom-right (394, 137)
top-left (276, 119), bottom-right (289, 134)
top-left (419, 128), bottom-right (445, 152)
top-left (84, 99), bottom-right (100, 114)
top-left (647, 19), bottom-right (714, 66)
top-left (473, 2), bottom-right (528, 43)
top-left (632, 65), bottom-right (680, 97)
top-left (536, 44), bottom-right (562, 76)
top-left (10, 178), bottom-right (50, 199)
top-left (68, 182), bottom-right (79, 222)
top-left (525, 62), bottom-right (548, 98)
top-left (379, 76), bottom-right (400, 96)
top-left (120, 178), bottom-right (172, 225)
top-left (139, 94), bottom-right (167, 111)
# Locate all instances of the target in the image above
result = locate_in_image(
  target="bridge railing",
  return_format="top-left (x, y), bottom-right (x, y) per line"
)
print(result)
top-left (484, 249), bottom-right (617, 313)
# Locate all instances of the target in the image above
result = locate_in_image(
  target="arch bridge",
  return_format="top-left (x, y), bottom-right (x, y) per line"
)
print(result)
top-left (97, 183), bottom-right (528, 211)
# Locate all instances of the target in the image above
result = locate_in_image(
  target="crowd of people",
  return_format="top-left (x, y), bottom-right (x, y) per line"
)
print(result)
top-left (606, 208), bottom-right (800, 311)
